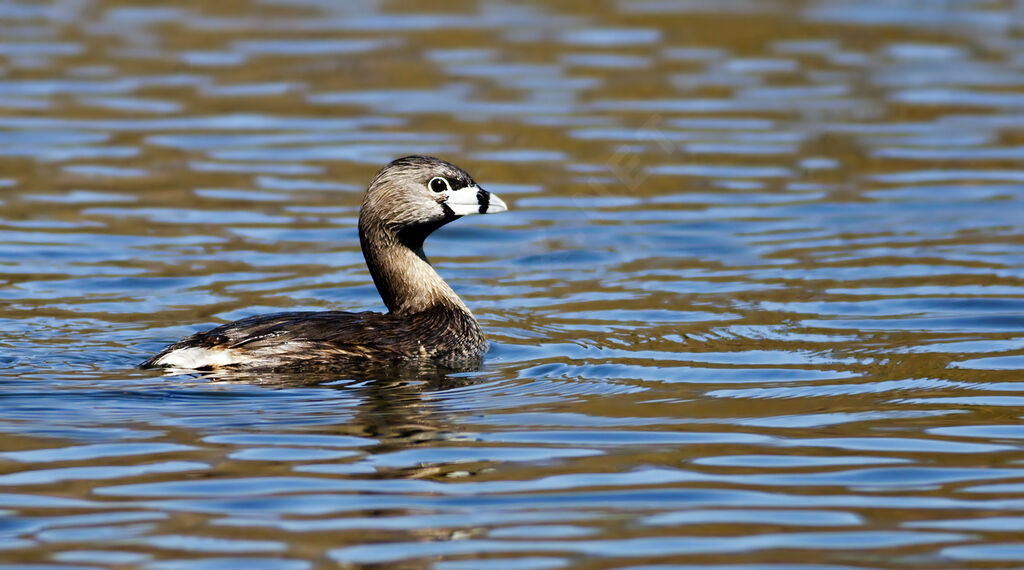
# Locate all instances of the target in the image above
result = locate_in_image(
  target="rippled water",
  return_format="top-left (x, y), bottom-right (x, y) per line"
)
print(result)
top-left (2, 0), bottom-right (1024, 568)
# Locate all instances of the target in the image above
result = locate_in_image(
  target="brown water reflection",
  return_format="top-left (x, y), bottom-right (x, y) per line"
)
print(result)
top-left (2, 0), bottom-right (1024, 568)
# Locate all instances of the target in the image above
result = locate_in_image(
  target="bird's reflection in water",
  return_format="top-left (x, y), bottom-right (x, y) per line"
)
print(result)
top-left (153, 361), bottom-right (495, 546)
top-left (168, 358), bottom-right (488, 468)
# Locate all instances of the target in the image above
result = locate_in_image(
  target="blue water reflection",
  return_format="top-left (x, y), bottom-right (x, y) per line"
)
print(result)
top-left (0, 0), bottom-right (1023, 567)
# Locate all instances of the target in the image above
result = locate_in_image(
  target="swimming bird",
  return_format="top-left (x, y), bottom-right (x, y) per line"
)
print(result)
top-left (142, 156), bottom-right (507, 372)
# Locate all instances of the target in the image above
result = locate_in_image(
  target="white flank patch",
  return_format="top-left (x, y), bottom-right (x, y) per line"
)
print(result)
top-left (153, 347), bottom-right (240, 369)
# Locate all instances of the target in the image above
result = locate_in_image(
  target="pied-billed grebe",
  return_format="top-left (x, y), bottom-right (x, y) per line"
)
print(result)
top-left (141, 155), bottom-right (508, 371)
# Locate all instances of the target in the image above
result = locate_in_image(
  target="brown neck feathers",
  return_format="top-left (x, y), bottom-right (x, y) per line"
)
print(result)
top-left (358, 216), bottom-right (471, 317)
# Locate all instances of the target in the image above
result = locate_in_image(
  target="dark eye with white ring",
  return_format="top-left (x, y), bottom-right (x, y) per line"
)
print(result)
top-left (429, 177), bottom-right (451, 193)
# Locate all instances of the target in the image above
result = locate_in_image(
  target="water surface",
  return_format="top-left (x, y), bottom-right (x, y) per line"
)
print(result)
top-left (2, 0), bottom-right (1024, 568)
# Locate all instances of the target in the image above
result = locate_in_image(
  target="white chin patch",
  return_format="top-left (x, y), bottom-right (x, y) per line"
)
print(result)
top-left (153, 347), bottom-right (240, 369)
top-left (445, 186), bottom-right (507, 216)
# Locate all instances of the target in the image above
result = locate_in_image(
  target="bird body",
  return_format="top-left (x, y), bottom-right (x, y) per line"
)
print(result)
top-left (142, 156), bottom-right (507, 372)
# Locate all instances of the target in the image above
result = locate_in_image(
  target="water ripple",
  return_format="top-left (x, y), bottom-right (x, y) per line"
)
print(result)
top-left (0, 0), bottom-right (1023, 567)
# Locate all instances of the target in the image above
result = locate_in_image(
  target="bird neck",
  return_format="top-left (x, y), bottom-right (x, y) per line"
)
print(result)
top-left (359, 219), bottom-right (472, 317)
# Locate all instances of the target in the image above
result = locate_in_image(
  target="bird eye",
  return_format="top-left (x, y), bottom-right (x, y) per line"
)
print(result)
top-left (429, 177), bottom-right (450, 193)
